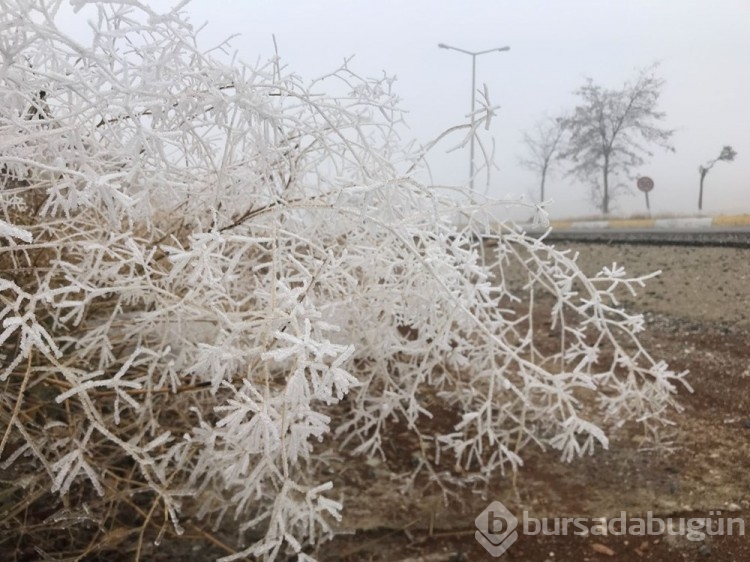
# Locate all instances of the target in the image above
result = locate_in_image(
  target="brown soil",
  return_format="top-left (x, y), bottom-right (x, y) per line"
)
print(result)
top-left (316, 243), bottom-right (750, 562)
top-left (6, 244), bottom-right (748, 561)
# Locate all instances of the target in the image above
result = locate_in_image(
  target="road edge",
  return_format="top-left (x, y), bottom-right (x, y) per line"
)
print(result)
top-left (548, 214), bottom-right (750, 230)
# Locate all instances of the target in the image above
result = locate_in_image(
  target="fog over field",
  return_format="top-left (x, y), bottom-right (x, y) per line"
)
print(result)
top-left (57, 1), bottom-right (749, 217)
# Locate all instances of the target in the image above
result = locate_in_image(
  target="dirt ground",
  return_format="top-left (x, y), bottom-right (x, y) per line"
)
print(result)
top-left (317, 243), bottom-right (750, 562)
top-left (6, 243), bottom-right (748, 561)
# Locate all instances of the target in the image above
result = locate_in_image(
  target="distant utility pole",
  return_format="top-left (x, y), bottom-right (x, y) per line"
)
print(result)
top-left (438, 42), bottom-right (510, 191)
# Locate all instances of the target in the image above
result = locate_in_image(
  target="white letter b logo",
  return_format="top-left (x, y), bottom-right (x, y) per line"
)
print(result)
top-left (475, 501), bottom-right (519, 557)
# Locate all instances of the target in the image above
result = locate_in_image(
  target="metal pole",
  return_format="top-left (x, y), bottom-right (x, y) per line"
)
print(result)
top-left (469, 54), bottom-right (477, 191)
top-left (437, 43), bottom-right (510, 192)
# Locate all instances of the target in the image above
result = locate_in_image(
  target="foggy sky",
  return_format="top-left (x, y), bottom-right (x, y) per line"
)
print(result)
top-left (63, 1), bottom-right (750, 218)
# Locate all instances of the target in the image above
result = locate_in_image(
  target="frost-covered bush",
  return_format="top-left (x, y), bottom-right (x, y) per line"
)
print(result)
top-left (0, 1), bottom-right (688, 559)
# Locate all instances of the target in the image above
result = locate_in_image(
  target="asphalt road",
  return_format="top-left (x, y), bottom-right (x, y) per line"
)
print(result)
top-left (528, 226), bottom-right (750, 248)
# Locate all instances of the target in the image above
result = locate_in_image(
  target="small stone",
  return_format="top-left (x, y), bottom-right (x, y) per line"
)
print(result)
top-left (726, 502), bottom-right (742, 512)
top-left (698, 543), bottom-right (712, 557)
top-left (591, 543), bottom-right (615, 556)
top-left (743, 419), bottom-right (750, 429)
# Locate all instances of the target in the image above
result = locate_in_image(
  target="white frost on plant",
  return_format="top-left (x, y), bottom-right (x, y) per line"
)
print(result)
top-left (0, 218), bottom-right (33, 243)
top-left (0, 0), bottom-right (689, 559)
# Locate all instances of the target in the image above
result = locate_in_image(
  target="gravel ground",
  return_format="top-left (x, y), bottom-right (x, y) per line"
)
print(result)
top-left (134, 242), bottom-right (750, 561)
top-left (320, 242), bottom-right (750, 562)
top-left (60, 242), bottom-right (750, 561)
top-left (552, 242), bottom-right (750, 328)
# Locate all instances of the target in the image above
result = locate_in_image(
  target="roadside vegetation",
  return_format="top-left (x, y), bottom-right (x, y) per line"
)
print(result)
top-left (0, 2), bottom-right (687, 559)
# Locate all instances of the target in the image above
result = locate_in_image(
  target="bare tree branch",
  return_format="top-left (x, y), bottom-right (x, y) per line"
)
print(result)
top-left (698, 145), bottom-right (737, 210)
top-left (559, 65), bottom-right (674, 214)
top-left (519, 115), bottom-right (565, 203)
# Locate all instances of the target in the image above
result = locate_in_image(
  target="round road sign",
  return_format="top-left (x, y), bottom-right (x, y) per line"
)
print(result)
top-left (637, 176), bottom-right (654, 192)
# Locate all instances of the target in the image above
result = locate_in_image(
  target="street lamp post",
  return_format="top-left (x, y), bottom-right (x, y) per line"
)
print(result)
top-left (438, 43), bottom-right (510, 191)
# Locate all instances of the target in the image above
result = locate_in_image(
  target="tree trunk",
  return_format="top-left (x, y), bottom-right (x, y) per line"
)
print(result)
top-left (602, 156), bottom-right (609, 214)
top-left (540, 161), bottom-right (548, 202)
top-left (698, 168), bottom-right (707, 211)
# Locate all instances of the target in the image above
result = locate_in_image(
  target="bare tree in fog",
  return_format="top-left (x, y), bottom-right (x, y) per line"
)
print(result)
top-left (698, 145), bottom-right (737, 211)
top-left (560, 65), bottom-right (674, 214)
top-left (519, 116), bottom-right (565, 204)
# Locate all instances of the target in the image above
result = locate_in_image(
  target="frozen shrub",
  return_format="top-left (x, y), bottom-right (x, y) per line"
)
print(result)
top-left (0, 1), bottom-right (688, 559)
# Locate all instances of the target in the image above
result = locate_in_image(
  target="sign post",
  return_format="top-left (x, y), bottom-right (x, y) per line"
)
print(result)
top-left (637, 176), bottom-right (655, 211)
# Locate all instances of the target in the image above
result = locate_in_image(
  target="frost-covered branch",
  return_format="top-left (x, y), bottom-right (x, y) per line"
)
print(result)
top-left (0, 1), bottom-right (687, 559)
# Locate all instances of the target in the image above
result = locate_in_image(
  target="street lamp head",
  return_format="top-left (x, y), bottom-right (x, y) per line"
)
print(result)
top-left (439, 43), bottom-right (510, 55)
top-left (436, 41), bottom-right (510, 191)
